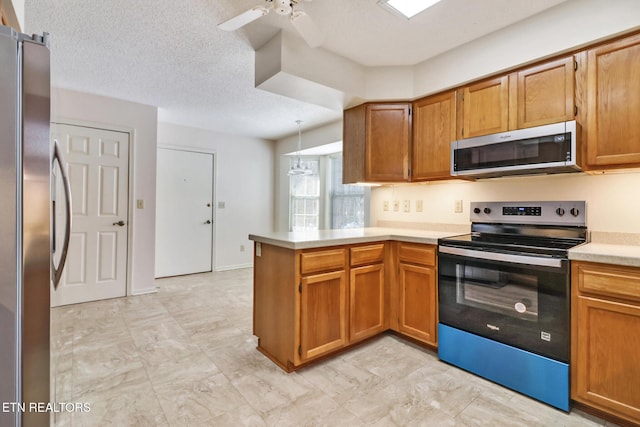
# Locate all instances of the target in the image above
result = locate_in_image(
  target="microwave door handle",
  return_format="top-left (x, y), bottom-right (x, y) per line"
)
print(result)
top-left (51, 139), bottom-right (72, 289)
top-left (439, 246), bottom-right (562, 268)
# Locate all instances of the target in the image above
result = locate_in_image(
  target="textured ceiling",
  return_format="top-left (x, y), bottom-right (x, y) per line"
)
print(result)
top-left (24, 0), bottom-right (567, 141)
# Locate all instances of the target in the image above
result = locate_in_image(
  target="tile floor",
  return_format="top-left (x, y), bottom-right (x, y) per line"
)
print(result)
top-left (50, 268), bottom-right (620, 426)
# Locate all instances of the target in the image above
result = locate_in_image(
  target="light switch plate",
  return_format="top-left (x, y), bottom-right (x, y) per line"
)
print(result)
top-left (383, 201), bottom-right (390, 211)
top-left (393, 200), bottom-right (400, 212)
top-left (403, 200), bottom-right (410, 213)
top-left (416, 200), bottom-right (423, 212)
top-left (136, 199), bottom-right (144, 209)
top-left (455, 200), bottom-right (463, 213)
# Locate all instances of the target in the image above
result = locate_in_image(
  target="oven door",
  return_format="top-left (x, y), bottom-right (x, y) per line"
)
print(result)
top-left (438, 246), bottom-right (570, 362)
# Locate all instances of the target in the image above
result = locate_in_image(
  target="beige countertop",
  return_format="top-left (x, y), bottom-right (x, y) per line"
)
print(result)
top-left (568, 231), bottom-right (640, 268)
top-left (248, 227), bottom-right (465, 250)
top-left (250, 228), bottom-right (640, 268)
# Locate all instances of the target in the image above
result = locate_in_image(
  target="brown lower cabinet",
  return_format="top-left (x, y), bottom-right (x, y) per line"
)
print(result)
top-left (571, 261), bottom-right (640, 426)
top-left (253, 240), bottom-right (437, 372)
top-left (396, 243), bottom-right (437, 346)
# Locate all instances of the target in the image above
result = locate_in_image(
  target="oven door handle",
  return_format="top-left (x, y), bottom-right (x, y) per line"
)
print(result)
top-left (439, 246), bottom-right (563, 268)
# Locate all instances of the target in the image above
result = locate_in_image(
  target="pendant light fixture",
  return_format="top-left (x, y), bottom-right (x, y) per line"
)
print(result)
top-left (288, 120), bottom-right (312, 176)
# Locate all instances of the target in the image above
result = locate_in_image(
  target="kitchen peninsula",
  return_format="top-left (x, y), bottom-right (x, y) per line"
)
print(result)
top-left (248, 227), bottom-right (464, 372)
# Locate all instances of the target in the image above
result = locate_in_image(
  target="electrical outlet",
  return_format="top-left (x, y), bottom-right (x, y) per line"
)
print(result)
top-left (393, 200), bottom-right (400, 212)
top-left (136, 199), bottom-right (144, 209)
top-left (403, 200), bottom-right (410, 213)
top-left (383, 201), bottom-right (390, 211)
top-left (416, 200), bottom-right (423, 212)
top-left (454, 200), bottom-right (463, 213)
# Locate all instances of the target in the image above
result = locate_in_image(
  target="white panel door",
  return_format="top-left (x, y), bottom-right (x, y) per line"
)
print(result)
top-left (155, 148), bottom-right (214, 278)
top-left (51, 124), bottom-right (129, 307)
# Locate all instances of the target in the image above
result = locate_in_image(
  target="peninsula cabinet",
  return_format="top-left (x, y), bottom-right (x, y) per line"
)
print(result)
top-left (299, 249), bottom-right (348, 361)
top-left (582, 32), bottom-right (640, 170)
top-left (396, 243), bottom-right (438, 346)
top-left (571, 261), bottom-right (640, 426)
top-left (343, 102), bottom-right (411, 183)
top-left (254, 242), bottom-right (390, 371)
top-left (412, 91), bottom-right (457, 181)
top-left (457, 56), bottom-right (575, 139)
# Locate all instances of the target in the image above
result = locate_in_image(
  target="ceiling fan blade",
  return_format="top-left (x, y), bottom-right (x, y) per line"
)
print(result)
top-left (290, 11), bottom-right (324, 48)
top-left (218, 6), bottom-right (271, 31)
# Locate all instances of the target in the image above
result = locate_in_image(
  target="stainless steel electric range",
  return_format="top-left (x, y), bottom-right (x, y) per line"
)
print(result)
top-left (437, 201), bottom-right (587, 411)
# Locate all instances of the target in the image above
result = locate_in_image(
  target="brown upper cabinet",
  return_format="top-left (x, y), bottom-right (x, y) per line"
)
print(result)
top-left (457, 56), bottom-right (575, 139)
top-left (458, 75), bottom-right (510, 139)
top-left (343, 102), bottom-right (411, 183)
top-left (582, 32), bottom-right (640, 169)
top-left (412, 91), bottom-right (457, 181)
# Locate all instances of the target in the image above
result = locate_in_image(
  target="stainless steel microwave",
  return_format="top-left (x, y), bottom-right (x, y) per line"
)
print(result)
top-left (450, 121), bottom-right (580, 178)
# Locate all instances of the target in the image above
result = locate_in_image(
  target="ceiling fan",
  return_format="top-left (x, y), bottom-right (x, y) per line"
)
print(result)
top-left (218, 0), bottom-right (324, 48)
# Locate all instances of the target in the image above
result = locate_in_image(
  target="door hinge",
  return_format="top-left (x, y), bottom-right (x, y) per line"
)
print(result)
top-left (574, 60), bottom-right (578, 71)
top-left (298, 345), bottom-right (302, 356)
top-left (298, 282), bottom-right (302, 293)
top-left (574, 105), bottom-right (578, 116)
top-left (408, 107), bottom-right (412, 116)
top-left (461, 128), bottom-right (464, 137)
top-left (461, 93), bottom-right (464, 101)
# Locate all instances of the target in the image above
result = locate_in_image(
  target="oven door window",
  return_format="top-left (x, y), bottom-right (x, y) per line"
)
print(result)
top-left (458, 265), bottom-right (538, 321)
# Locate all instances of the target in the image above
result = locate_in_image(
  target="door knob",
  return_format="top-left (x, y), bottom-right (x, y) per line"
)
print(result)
top-left (113, 220), bottom-right (125, 226)
top-left (205, 220), bottom-right (211, 224)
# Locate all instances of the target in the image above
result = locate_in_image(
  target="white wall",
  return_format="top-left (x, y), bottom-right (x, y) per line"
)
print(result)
top-left (413, 0), bottom-right (640, 97)
top-left (157, 122), bottom-right (275, 270)
top-left (371, 171), bottom-right (640, 234)
top-left (51, 88), bottom-right (158, 295)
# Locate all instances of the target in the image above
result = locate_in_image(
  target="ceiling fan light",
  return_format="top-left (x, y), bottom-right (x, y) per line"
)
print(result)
top-left (274, 0), bottom-right (292, 15)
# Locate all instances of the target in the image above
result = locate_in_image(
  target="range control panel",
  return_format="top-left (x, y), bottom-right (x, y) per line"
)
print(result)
top-left (503, 206), bottom-right (542, 216)
top-left (470, 201), bottom-right (586, 226)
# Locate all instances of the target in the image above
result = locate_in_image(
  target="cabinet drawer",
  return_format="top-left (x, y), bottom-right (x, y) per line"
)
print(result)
top-left (398, 243), bottom-right (436, 267)
top-left (300, 249), bottom-right (346, 275)
top-left (575, 262), bottom-right (640, 303)
top-left (350, 243), bottom-right (385, 267)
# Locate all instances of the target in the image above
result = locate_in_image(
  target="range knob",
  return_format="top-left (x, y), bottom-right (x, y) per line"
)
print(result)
top-left (473, 207), bottom-right (481, 214)
top-left (483, 207), bottom-right (492, 214)
top-left (556, 208), bottom-right (565, 216)
top-left (570, 207), bottom-right (580, 217)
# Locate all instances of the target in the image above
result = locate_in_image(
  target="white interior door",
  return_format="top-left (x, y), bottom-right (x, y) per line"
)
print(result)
top-left (51, 124), bottom-right (130, 307)
top-left (155, 148), bottom-right (214, 278)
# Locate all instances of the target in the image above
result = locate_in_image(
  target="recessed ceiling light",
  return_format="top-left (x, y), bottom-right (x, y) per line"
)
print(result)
top-left (379, 0), bottom-right (441, 19)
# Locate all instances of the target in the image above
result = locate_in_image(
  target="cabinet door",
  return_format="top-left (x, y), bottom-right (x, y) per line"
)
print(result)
top-left (586, 33), bottom-right (640, 168)
top-left (299, 270), bottom-right (347, 361)
top-left (460, 76), bottom-right (510, 139)
top-left (412, 91), bottom-right (456, 181)
top-left (398, 263), bottom-right (437, 345)
top-left (365, 103), bottom-right (410, 182)
top-left (350, 264), bottom-right (385, 343)
top-left (517, 56), bottom-right (575, 129)
top-left (572, 295), bottom-right (640, 424)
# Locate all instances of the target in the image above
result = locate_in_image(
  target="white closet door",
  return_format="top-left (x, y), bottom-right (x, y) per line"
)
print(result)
top-left (51, 124), bottom-right (129, 306)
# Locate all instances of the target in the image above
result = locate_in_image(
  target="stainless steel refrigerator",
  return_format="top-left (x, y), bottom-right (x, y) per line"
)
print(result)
top-left (0, 25), bottom-right (71, 427)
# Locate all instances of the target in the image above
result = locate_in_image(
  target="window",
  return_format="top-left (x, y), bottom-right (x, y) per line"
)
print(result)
top-left (289, 158), bottom-right (320, 231)
top-left (330, 154), bottom-right (366, 229)
top-left (287, 153), bottom-right (368, 231)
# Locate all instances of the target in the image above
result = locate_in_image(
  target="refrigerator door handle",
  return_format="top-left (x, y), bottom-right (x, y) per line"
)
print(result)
top-left (51, 139), bottom-right (72, 289)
